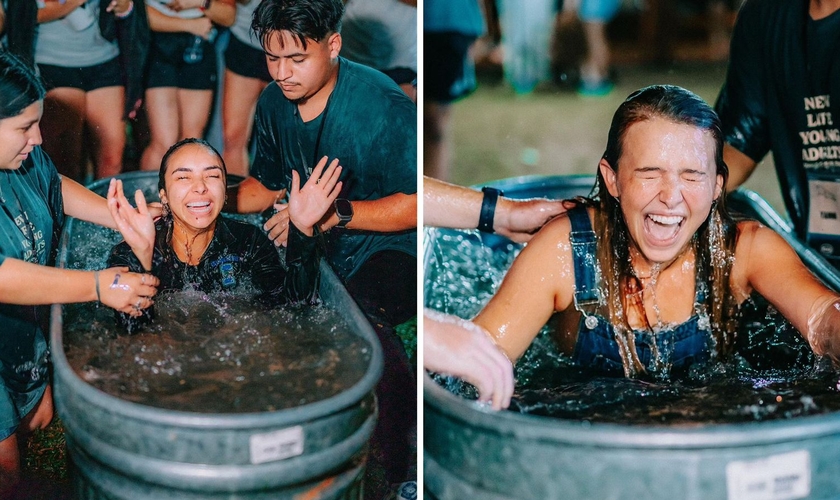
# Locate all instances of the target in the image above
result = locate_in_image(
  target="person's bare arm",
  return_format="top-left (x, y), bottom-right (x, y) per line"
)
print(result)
top-left (61, 176), bottom-right (117, 229)
top-left (723, 143), bottom-right (759, 192)
top-left (166, 0), bottom-right (235, 26)
top-left (424, 176), bottom-right (567, 242)
top-left (232, 176), bottom-right (284, 214)
top-left (145, 6), bottom-right (214, 35)
top-left (0, 259), bottom-right (158, 316)
top-left (37, 0), bottom-right (86, 23)
top-left (320, 192), bottom-right (416, 232)
top-left (473, 215), bottom-right (575, 361)
top-left (424, 309), bottom-right (513, 410)
top-left (737, 221), bottom-right (840, 360)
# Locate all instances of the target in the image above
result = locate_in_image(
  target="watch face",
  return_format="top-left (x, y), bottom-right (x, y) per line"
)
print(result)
top-left (335, 199), bottom-right (353, 218)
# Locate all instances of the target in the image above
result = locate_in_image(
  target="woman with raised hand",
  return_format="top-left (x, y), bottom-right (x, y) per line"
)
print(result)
top-left (108, 138), bottom-right (342, 332)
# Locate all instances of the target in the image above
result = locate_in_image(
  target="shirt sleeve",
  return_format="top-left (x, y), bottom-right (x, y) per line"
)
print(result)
top-left (249, 88), bottom-right (289, 191)
top-left (371, 97), bottom-right (417, 195)
top-left (106, 241), bottom-right (154, 334)
top-left (248, 223), bottom-right (322, 306)
top-left (714, 0), bottom-right (772, 163)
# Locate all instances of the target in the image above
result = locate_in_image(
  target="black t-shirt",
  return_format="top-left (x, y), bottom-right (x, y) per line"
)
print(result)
top-left (108, 216), bottom-right (322, 333)
top-left (250, 57), bottom-right (417, 281)
top-left (716, 0), bottom-right (840, 264)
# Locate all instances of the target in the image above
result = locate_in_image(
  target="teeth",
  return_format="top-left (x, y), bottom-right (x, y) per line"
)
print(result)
top-left (187, 202), bottom-right (210, 208)
top-left (648, 214), bottom-right (683, 225)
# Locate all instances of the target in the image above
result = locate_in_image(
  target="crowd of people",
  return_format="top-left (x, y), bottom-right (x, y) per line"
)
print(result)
top-left (0, 0), bottom-right (418, 498)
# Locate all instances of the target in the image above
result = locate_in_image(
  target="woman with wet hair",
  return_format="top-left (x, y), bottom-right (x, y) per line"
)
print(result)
top-left (107, 138), bottom-right (342, 332)
top-left (0, 50), bottom-right (159, 493)
top-left (465, 85), bottom-right (840, 406)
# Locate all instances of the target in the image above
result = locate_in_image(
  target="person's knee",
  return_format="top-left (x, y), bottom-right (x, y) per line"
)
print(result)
top-left (21, 385), bottom-right (53, 434)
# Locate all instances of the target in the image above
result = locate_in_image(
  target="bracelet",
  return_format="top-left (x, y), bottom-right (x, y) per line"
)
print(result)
top-left (94, 270), bottom-right (101, 303)
top-left (115, 0), bottom-right (134, 18)
top-left (478, 186), bottom-right (503, 233)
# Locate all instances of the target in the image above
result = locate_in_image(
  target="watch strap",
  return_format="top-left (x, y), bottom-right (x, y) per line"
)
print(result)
top-left (478, 187), bottom-right (502, 233)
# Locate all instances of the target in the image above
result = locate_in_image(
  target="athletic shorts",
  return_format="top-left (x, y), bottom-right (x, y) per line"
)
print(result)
top-left (224, 34), bottom-right (271, 82)
top-left (146, 32), bottom-right (217, 90)
top-left (423, 31), bottom-right (477, 104)
top-left (37, 57), bottom-right (122, 92)
top-left (579, 0), bottom-right (621, 22)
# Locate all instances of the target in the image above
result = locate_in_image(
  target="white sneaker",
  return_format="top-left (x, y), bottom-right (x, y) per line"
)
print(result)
top-left (393, 481), bottom-right (417, 500)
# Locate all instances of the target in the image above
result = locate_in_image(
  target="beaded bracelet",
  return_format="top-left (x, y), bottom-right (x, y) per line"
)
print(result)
top-left (115, 0), bottom-right (134, 18)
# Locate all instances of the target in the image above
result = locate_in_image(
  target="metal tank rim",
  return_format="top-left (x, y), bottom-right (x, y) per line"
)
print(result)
top-left (425, 372), bottom-right (840, 450)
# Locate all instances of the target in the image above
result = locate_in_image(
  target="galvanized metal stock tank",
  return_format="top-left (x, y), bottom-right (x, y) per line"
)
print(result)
top-left (51, 172), bottom-right (383, 499)
top-left (424, 175), bottom-right (840, 500)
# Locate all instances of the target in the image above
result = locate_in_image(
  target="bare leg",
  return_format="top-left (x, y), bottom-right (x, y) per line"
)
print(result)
top-left (141, 87), bottom-right (181, 172)
top-left (86, 86), bottom-right (126, 179)
top-left (177, 88), bottom-right (214, 139)
top-left (0, 384), bottom-right (53, 498)
top-left (41, 88), bottom-right (86, 180)
top-left (423, 101), bottom-right (452, 180)
top-left (580, 20), bottom-right (610, 84)
top-left (221, 69), bottom-right (268, 177)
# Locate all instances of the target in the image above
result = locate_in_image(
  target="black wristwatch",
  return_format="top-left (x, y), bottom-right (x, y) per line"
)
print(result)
top-left (334, 198), bottom-right (353, 228)
top-left (478, 187), bottom-right (503, 233)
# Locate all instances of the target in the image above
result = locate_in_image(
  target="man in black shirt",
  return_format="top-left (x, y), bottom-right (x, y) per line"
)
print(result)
top-left (230, 0), bottom-right (417, 495)
top-left (715, 0), bottom-right (840, 269)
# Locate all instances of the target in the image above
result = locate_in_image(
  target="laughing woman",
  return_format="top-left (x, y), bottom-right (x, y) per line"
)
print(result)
top-left (107, 138), bottom-right (342, 332)
top-left (466, 85), bottom-right (840, 405)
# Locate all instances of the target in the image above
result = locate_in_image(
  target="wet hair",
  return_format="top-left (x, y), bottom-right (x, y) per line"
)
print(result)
top-left (590, 85), bottom-right (739, 373)
top-left (0, 50), bottom-right (46, 120)
top-left (158, 138), bottom-right (227, 192)
top-left (252, 0), bottom-right (344, 50)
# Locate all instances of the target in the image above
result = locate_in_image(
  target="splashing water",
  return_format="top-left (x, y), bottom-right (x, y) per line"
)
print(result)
top-left (61, 218), bottom-right (371, 414)
top-left (426, 228), bottom-right (840, 425)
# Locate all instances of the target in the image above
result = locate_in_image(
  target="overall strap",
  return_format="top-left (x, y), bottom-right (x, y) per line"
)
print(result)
top-left (567, 205), bottom-right (601, 312)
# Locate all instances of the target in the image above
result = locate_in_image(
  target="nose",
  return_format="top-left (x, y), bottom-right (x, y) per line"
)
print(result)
top-left (29, 123), bottom-right (42, 146)
top-left (659, 176), bottom-right (683, 207)
top-left (192, 177), bottom-right (208, 193)
top-left (271, 58), bottom-right (291, 82)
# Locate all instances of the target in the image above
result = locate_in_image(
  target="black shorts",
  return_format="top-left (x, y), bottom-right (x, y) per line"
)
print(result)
top-left (224, 34), bottom-right (271, 82)
top-left (37, 57), bottom-right (122, 92)
top-left (423, 31), bottom-right (477, 103)
top-left (146, 32), bottom-right (217, 90)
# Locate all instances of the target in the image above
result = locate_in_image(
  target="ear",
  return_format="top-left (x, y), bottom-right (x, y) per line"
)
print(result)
top-left (714, 173), bottom-right (724, 201)
top-left (159, 189), bottom-right (168, 206)
top-left (599, 158), bottom-right (620, 199)
top-left (328, 32), bottom-right (341, 59)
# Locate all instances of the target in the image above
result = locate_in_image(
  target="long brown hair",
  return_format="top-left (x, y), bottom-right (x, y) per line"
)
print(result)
top-left (590, 85), bottom-right (739, 375)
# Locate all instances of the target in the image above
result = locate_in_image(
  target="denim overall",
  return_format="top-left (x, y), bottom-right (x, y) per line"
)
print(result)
top-left (567, 207), bottom-right (712, 375)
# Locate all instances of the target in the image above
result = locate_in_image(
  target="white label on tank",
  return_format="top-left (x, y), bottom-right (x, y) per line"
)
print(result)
top-left (249, 425), bottom-right (305, 464)
top-left (726, 450), bottom-right (811, 500)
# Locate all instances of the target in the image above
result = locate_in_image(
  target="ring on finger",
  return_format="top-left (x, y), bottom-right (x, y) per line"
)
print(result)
top-left (135, 298), bottom-right (142, 309)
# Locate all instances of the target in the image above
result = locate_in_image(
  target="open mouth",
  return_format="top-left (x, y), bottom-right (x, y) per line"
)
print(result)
top-left (186, 201), bottom-right (212, 215)
top-left (644, 213), bottom-right (685, 243)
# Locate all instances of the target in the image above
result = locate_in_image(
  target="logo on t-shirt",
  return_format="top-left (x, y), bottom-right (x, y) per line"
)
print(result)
top-left (800, 94), bottom-right (840, 169)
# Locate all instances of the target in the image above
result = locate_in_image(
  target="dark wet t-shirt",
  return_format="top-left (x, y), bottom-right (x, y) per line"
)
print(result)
top-left (715, 0), bottom-right (840, 260)
top-left (0, 146), bottom-right (64, 428)
top-left (107, 216), bottom-right (322, 333)
top-left (250, 56), bottom-right (417, 281)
